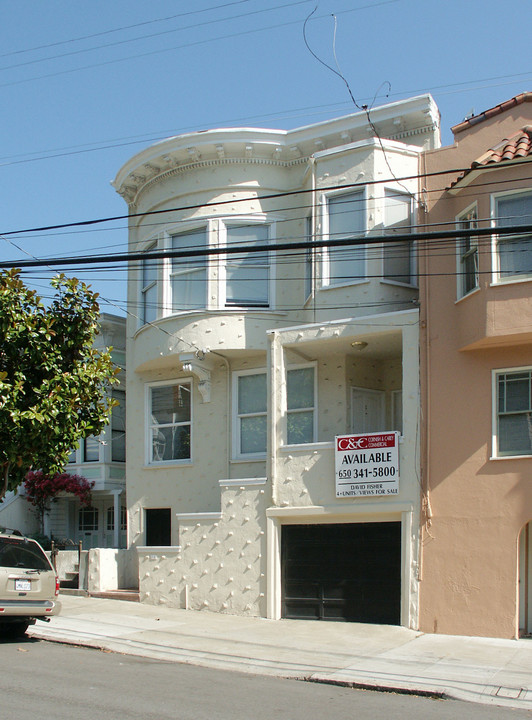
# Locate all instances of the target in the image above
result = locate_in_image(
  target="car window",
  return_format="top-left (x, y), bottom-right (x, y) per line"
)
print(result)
top-left (0, 539), bottom-right (51, 571)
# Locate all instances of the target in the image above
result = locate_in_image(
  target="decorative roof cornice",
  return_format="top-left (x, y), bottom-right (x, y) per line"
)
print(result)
top-left (127, 155), bottom-right (309, 205)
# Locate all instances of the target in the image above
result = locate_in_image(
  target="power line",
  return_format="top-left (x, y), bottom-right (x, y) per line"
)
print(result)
top-left (3, 158), bottom-right (532, 239)
top-left (3, 222), bottom-right (532, 271)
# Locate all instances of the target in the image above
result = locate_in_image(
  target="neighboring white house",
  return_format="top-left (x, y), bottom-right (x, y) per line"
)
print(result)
top-left (0, 313), bottom-right (127, 549)
top-left (113, 95), bottom-right (440, 626)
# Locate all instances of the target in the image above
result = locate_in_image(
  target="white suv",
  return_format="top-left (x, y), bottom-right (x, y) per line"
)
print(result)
top-left (0, 530), bottom-right (61, 638)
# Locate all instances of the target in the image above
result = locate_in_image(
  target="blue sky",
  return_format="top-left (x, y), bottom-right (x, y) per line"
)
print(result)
top-left (1, 0), bottom-right (530, 315)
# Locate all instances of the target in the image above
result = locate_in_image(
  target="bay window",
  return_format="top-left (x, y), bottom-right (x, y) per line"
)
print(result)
top-left (148, 381), bottom-right (191, 463)
top-left (495, 192), bottom-right (532, 280)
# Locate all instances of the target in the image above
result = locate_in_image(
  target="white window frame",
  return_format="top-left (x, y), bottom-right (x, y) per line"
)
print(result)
top-left (145, 379), bottom-right (193, 466)
top-left (456, 203), bottom-right (479, 299)
top-left (219, 217), bottom-right (274, 309)
top-left (491, 189), bottom-right (532, 284)
top-left (382, 188), bottom-right (416, 287)
top-left (140, 240), bottom-right (158, 326)
top-left (232, 368), bottom-right (267, 460)
top-left (492, 366), bottom-right (532, 458)
top-left (285, 363), bottom-right (317, 446)
top-left (321, 188), bottom-right (367, 288)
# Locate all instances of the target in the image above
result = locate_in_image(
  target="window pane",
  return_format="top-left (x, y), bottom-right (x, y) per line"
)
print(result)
top-left (226, 264), bottom-right (268, 305)
top-left (84, 436), bottom-right (99, 462)
top-left (171, 268), bottom-right (207, 310)
top-left (171, 229), bottom-right (207, 310)
top-left (384, 192), bottom-right (412, 283)
top-left (497, 195), bottom-right (532, 228)
top-left (499, 236), bottom-right (532, 277)
top-left (240, 415), bottom-right (267, 454)
top-left (152, 424), bottom-right (191, 461)
top-left (151, 384), bottom-right (190, 425)
top-left (287, 368), bottom-right (314, 409)
top-left (226, 225), bottom-right (269, 306)
top-left (238, 374), bottom-right (267, 414)
top-left (383, 241), bottom-right (412, 284)
top-left (143, 283), bottom-right (157, 324)
top-left (329, 193), bottom-right (365, 282)
top-left (503, 373), bottom-right (531, 412)
top-left (172, 228), bottom-right (206, 267)
top-left (384, 192), bottom-right (410, 229)
top-left (142, 255), bottom-right (157, 286)
top-left (287, 411), bottom-right (314, 445)
top-left (329, 193), bottom-right (364, 237)
top-left (499, 414), bottom-right (532, 455)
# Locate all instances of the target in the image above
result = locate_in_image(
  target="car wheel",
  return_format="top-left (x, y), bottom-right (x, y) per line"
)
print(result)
top-left (1, 622), bottom-right (30, 639)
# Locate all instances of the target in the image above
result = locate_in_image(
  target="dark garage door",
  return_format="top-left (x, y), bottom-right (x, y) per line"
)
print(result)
top-left (282, 522), bottom-right (401, 624)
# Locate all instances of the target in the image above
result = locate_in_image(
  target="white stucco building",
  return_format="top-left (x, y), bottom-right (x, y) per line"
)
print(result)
top-left (113, 95), bottom-right (440, 626)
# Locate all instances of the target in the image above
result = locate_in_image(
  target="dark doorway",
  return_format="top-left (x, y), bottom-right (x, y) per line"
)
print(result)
top-left (281, 522), bottom-right (401, 624)
top-left (145, 508), bottom-right (171, 546)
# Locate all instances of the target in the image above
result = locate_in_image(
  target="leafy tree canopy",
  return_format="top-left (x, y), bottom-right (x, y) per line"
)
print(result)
top-left (0, 269), bottom-right (119, 498)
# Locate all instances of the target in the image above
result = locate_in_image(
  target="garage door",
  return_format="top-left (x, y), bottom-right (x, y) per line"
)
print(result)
top-left (281, 522), bottom-right (401, 624)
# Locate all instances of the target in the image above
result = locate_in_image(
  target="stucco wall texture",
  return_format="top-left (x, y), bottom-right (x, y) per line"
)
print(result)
top-left (419, 96), bottom-right (532, 638)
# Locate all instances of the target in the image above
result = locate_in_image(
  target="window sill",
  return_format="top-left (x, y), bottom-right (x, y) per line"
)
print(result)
top-left (136, 546), bottom-right (181, 553)
top-left (489, 454), bottom-right (532, 461)
top-left (380, 279), bottom-right (418, 290)
top-left (280, 441), bottom-right (334, 452)
top-left (490, 276), bottom-right (532, 288)
top-left (455, 286), bottom-right (481, 304)
top-left (319, 279), bottom-right (370, 291)
top-left (230, 456), bottom-right (267, 464)
top-left (143, 461), bottom-right (193, 469)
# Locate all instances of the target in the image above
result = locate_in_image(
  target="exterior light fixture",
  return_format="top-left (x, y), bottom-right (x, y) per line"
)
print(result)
top-left (351, 341), bottom-right (368, 350)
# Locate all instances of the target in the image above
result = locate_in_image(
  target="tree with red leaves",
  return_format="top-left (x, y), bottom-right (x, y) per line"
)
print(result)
top-left (24, 470), bottom-right (94, 534)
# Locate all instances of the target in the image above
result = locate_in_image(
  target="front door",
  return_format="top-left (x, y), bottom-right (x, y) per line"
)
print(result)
top-left (351, 388), bottom-right (385, 433)
top-left (78, 506), bottom-right (100, 549)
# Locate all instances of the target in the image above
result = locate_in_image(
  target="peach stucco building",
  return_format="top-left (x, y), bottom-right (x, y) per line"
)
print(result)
top-left (419, 94), bottom-right (532, 638)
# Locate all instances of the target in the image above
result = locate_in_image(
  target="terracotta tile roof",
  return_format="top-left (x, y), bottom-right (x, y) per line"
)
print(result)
top-left (449, 126), bottom-right (532, 190)
top-left (452, 92), bottom-right (532, 134)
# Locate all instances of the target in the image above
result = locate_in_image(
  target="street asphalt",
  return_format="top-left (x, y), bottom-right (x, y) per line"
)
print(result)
top-left (27, 592), bottom-right (532, 711)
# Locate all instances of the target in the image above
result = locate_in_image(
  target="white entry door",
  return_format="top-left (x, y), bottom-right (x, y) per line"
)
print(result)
top-left (78, 506), bottom-right (100, 549)
top-left (351, 387), bottom-right (385, 434)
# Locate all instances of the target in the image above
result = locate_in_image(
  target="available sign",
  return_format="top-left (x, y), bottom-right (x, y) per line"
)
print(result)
top-left (335, 432), bottom-right (399, 498)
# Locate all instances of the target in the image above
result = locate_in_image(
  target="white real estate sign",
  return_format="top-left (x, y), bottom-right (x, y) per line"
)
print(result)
top-left (335, 432), bottom-right (399, 498)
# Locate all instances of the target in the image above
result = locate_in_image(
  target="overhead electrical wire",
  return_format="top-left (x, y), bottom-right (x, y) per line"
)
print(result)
top-left (3, 158), bottom-right (532, 238)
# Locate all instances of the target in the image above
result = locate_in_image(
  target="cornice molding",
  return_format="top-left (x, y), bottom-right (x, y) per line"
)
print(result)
top-left (118, 155), bottom-right (309, 205)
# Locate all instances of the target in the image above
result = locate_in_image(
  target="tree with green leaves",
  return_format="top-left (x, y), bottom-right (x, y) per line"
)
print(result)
top-left (0, 269), bottom-right (119, 500)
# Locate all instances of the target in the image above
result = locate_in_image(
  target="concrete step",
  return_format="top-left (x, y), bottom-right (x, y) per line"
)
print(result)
top-left (89, 589), bottom-right (140, 602)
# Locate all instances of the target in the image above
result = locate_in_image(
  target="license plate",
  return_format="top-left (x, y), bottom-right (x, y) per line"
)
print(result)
top-left (15, 580), bottom-right (31, 592)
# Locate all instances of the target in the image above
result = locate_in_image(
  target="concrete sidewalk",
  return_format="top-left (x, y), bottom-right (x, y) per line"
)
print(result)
top-left (28, 593), bottom-right (532, 711)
